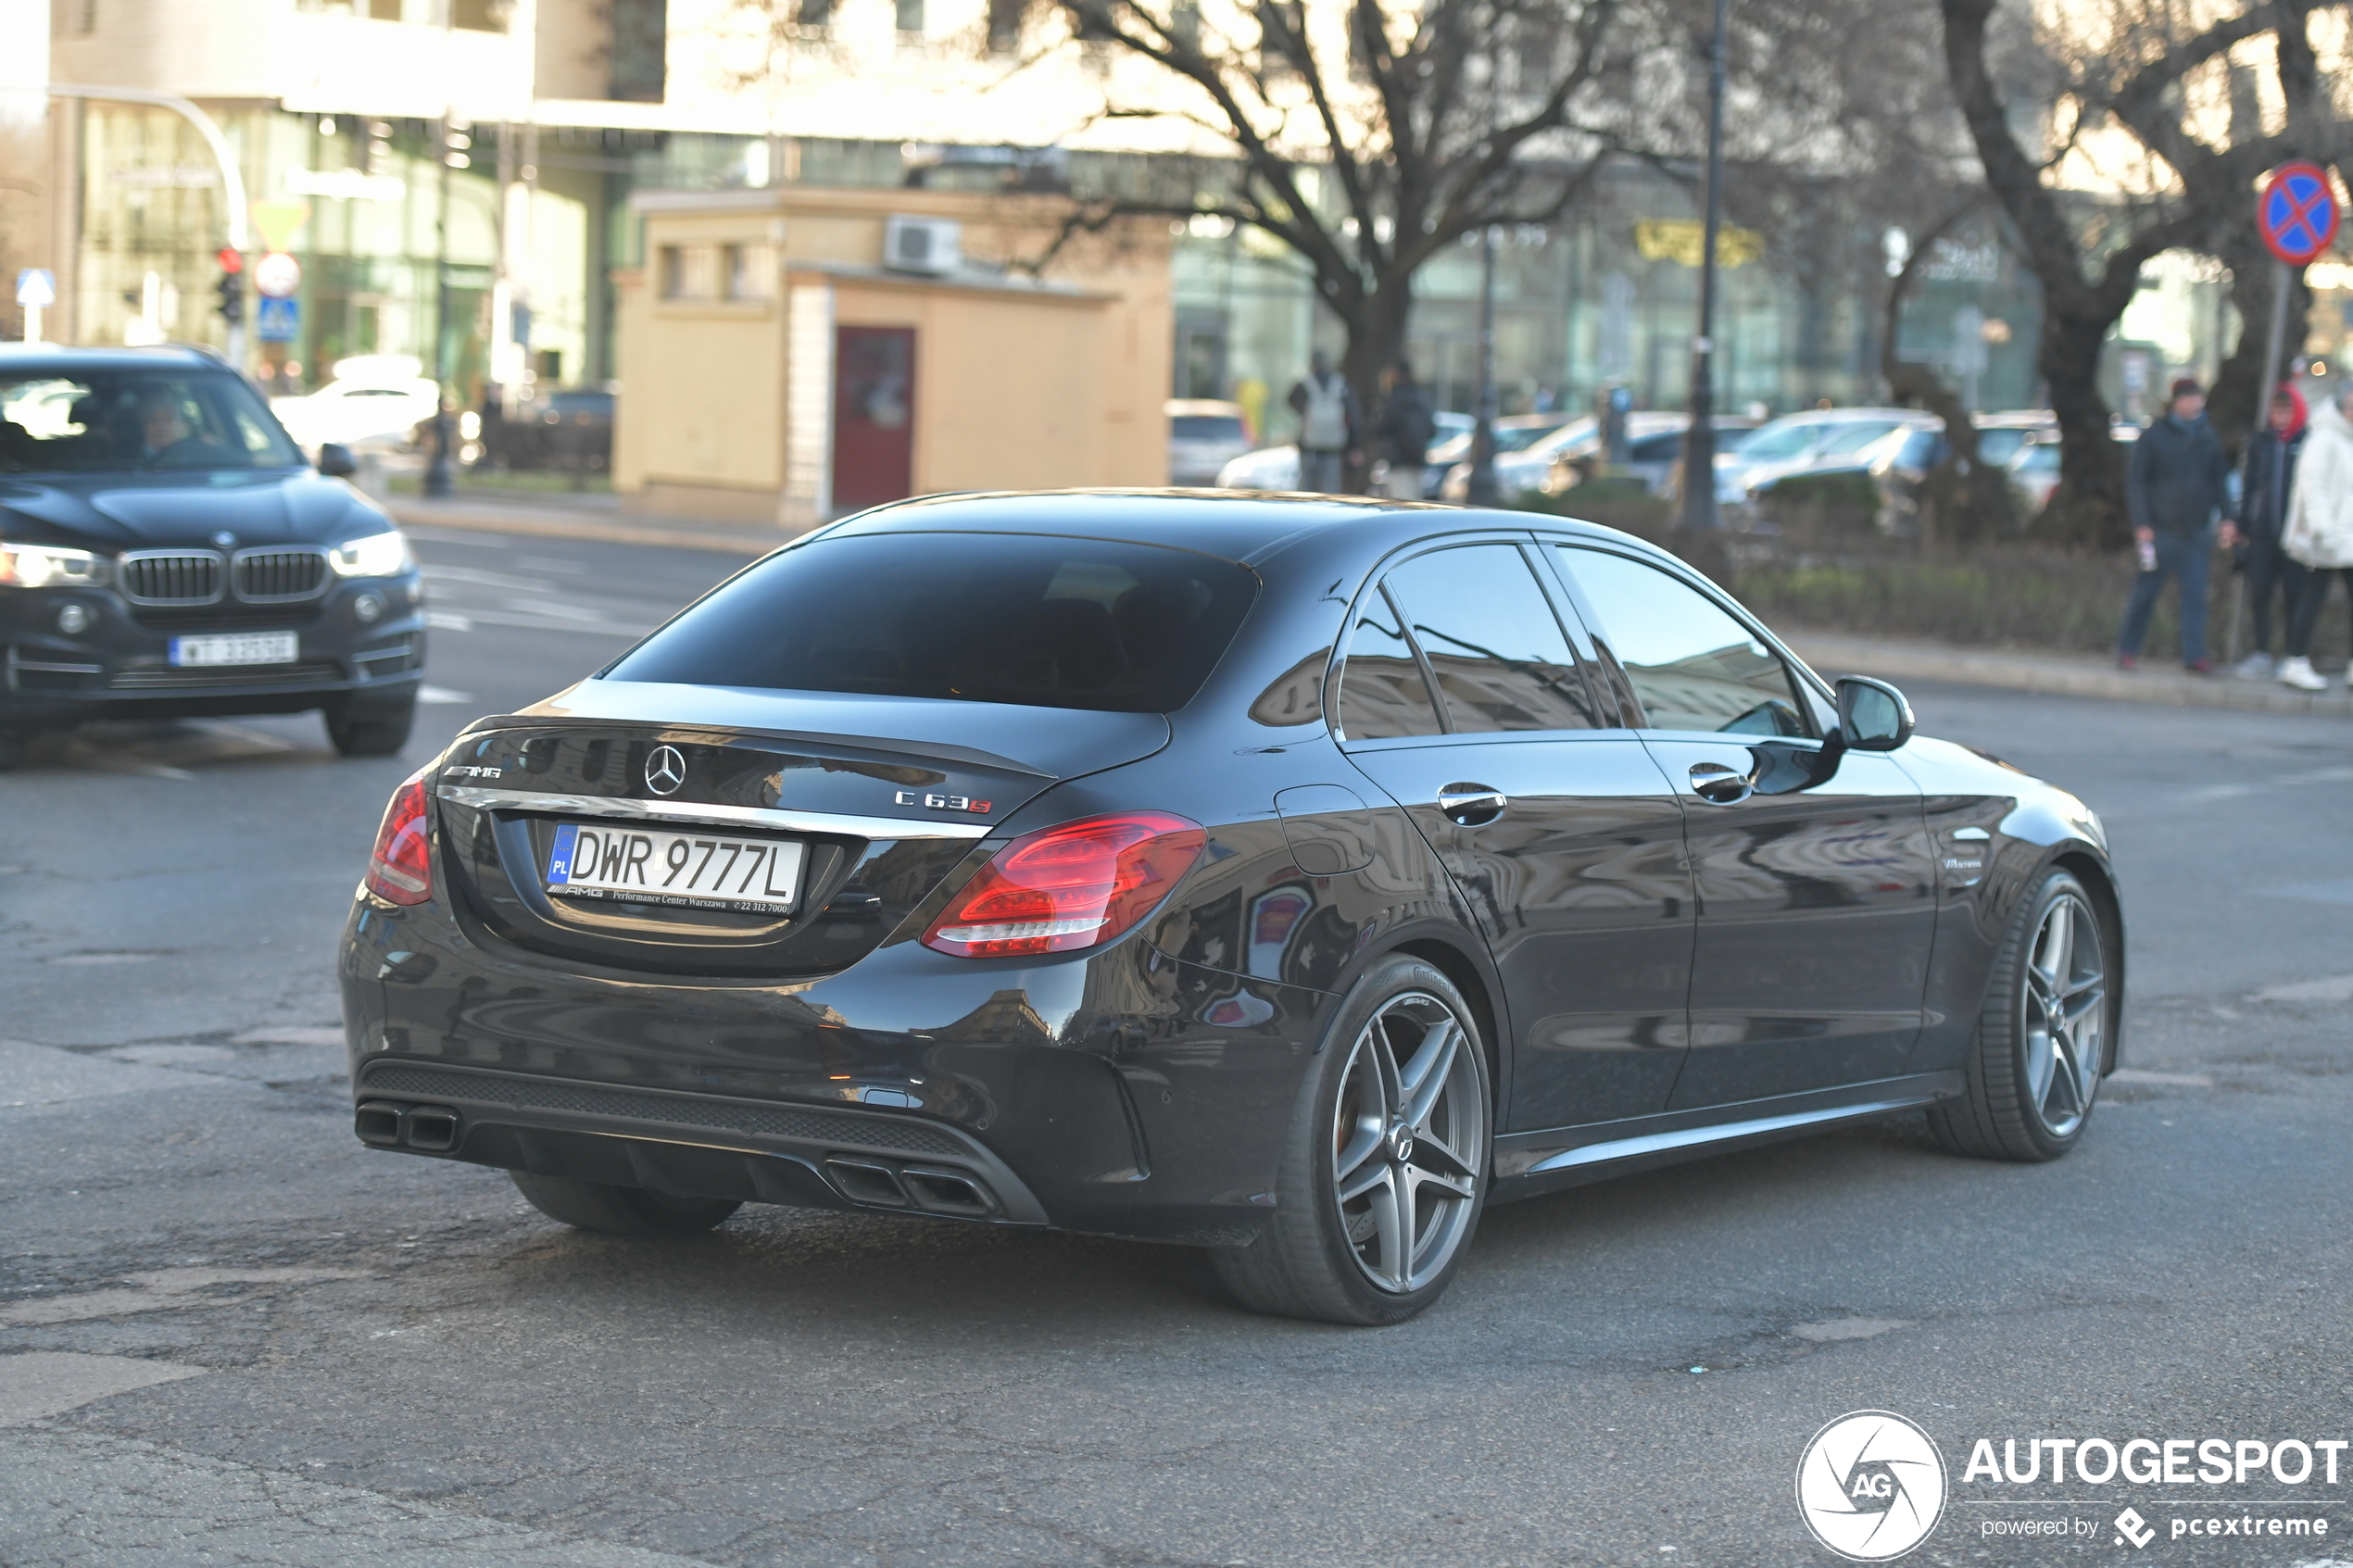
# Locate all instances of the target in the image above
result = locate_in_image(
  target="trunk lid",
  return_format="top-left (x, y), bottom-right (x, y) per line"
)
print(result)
top-left (433, 680), bottom-right (1170, 978)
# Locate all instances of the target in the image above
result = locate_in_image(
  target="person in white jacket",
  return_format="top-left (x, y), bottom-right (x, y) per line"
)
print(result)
top-left (2278, 383), bottom-right (2353, 690)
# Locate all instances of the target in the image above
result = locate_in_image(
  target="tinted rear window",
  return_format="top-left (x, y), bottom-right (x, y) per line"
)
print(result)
top-left (606, 533), bottom-right (1259, 713)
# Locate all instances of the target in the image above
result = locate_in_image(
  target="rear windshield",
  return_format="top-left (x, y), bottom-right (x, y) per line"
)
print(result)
top-left (606, 532), bottom-right (1260, 713)
top-left (1172, 415), bottom-right (1246, 443)
top-left (0, 369), bottom-right (303, 472)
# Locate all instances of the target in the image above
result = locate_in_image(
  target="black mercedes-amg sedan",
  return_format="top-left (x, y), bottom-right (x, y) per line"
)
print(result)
top-left (0, 345), bottom-right (426, 766)
top-left (340, 492), bottom-right (2121, 1324)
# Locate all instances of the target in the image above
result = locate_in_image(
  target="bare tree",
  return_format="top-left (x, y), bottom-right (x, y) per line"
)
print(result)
top-left (1035, 0), bottom-right (1642, 463)
top-left (1942, 0), bottom-right (2348, 546)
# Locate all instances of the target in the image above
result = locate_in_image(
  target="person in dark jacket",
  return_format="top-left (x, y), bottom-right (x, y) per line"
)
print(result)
top-left (2222, 382), bottom-right (2309, 679)
top-left (1373, 361), bottom-right (1438, 499)
top-left (2118, 377), bottom-right (2232, 671)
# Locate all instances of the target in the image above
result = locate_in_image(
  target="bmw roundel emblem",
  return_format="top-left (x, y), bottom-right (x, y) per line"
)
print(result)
top-left (644, 745), bottom-right (687, 797)
top-left (211, 530), bottom-right (236, 549)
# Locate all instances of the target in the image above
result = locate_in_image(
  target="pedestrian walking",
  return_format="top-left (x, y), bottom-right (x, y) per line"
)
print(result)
top-left (2117, 377), bottom-right (2231, 672)
top-left (1287, 350), bottom-right (1359, 494)
top-left (1372, 361), bottom-right (1437, 500)
top-left (2223, 382), bottom-right (2309, 680)
top-left (2277, 382), bottom-right (2353, 691)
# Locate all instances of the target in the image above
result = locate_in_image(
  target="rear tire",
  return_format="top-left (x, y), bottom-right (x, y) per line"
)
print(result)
top-left (510, 1171), bottom-right (741, 1236)
top-left (1210, 956), bottom-right (1491, 1325)
top-left (325, 694), bottom-right (417, 758)
top-left (1928, 868), bottom-right (2116, 1162)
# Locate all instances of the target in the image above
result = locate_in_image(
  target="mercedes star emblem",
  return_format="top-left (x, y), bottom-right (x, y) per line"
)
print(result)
top-left (644, 745), bottom-right (687, 797)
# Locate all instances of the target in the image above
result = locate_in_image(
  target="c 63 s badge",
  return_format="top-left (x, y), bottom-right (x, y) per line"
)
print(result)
top-left (896, 790), bottom-right (991, 814)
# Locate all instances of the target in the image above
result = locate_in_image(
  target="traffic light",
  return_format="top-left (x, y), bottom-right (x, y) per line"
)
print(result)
top-left (215, 247), bottom-right (245, 326)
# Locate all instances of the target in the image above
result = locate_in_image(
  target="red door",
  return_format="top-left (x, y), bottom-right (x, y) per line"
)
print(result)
top-left (832, 326), bottom-right (915, 511)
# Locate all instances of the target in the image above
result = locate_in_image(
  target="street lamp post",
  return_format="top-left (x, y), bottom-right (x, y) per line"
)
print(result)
top-left (424, 114), bottom-right (457, 499)
top-left (1466, 224), bottom-right (1501, 507)
top-left (1678, 0), bottom-right (1731, 532)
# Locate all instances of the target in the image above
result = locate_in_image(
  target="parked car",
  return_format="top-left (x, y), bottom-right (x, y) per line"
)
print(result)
top-left (0, 345), bottom-right (427, 765)
top-left (1214, 412), bottom-right (1475, 495)
top-left (1725, 409), bottom-right (1935, 527)
top-left (1437, 414), bottom-right (1592, 501)
top-left (1542, 412), bottom-right (1763, 496)
top-left (1696, 407), bottom-right (1925, 515)
top-left (1216, 443), bottom-right (1302, 491)
top-left (2007, 423), bottom-right (2140, 516)
top-left (271, 355), bottom-right (443, 455)
top-left (1164, 399), bottom-right (1253, 486)
top-left (342, 489), bottom-right (2122, 1325)
top-left (1864, 411), bottom-right (2054, 534)
top-left (493, 386), bottom-right (616, 474)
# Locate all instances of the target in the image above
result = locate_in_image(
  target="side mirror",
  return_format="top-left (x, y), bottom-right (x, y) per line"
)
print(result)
top-left (318, 443), bottom-right (358, 479)
top-left (1836, 676), bottom-right (1915, 751)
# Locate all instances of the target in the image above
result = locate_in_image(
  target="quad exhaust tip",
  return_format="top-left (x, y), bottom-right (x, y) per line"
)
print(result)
top-left (824, 1157), bottom-right (998, 1217)
top-left (355, 1100), bottom-right (461, 1153)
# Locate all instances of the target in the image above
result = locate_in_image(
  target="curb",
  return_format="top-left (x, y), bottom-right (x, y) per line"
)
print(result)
top-left (383, 498), bottom-right (780, 558)
top-left (1789, 633), bottom-right (2353, 719)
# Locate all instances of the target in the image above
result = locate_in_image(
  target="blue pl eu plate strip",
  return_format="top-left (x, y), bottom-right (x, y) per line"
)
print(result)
top-left (547, 823), bottom-right (579, 884)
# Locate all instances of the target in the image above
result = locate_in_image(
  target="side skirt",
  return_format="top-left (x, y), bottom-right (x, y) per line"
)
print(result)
top-left (1490, 1072), bottom-right (1964, 1201)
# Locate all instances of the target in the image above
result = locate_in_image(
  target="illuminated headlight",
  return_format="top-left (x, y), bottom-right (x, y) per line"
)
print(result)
top-left (0, 543), bottom-right (110, 588)
top-left (329, 529), bottom-right (414, 579)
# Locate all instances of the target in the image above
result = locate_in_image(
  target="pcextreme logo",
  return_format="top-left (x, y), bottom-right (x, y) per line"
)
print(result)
top-left (1796, 1411), bottom-right (1950, 1562)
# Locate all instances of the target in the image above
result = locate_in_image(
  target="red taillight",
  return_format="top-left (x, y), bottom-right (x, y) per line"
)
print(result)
top-left (364, 769), bottom-right (434, 906)
top-left (922, 811), bottom-right (1205, 959)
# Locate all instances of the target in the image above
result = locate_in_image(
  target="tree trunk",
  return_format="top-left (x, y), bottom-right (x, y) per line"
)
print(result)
top-left (2037, 310), bottom-right (2130, 549)
top-left (1340, 282), bottom-right (1415, 494)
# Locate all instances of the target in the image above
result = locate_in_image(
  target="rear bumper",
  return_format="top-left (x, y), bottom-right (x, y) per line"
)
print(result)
top-left (350, 1060), bottom-right (1052, 1224)
top-left (341, 890), bottom-right (1339, 1246)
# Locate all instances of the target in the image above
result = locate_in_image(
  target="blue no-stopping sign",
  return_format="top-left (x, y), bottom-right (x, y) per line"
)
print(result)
top-left (2259, 162), bottom-right (2340, 266)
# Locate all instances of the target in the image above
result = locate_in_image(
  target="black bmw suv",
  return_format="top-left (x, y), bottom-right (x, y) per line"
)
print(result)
top-left (0, 345), bottom-right (426, 767)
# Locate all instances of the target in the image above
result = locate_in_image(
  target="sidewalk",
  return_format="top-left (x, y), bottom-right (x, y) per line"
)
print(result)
top-left (1788, 631), bottom-right (2353, 719)
top-left (381, 489), bottom-right (785, 557)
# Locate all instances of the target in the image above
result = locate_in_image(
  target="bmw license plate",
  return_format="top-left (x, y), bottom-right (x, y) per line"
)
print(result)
top-left (546, 822), bottom-right (804, 913)
top-left (169, 630), bottom-right (298, 667)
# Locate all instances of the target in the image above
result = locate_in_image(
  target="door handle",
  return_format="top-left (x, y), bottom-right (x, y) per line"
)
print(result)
top-left (1687, 761), bottom-right (1754, 806)
top-left (1438, 783), bottom-right (1508, 826)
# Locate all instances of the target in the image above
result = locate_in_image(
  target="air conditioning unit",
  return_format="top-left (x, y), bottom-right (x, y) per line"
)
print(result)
top-left (884, 216), bottom-right (963, 275)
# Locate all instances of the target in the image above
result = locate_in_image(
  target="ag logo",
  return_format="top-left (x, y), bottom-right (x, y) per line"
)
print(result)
top-left (1795, 1410), bottom-right (1947, 1561)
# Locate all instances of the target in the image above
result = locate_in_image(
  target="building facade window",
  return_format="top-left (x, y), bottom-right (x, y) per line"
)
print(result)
top-left (895, 0), bottom-right (923, 35)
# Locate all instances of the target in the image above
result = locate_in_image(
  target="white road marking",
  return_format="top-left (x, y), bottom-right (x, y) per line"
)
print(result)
top-left (0, 1353), bottom-right (207, 1426)
top-left (424, 609), bottom-right (473, 631)
top-left (228, 1025), bottom-right (346, 1047)
top-left (422, 564), bottom-right (572, 592)
top-left (2265, 880), bottom-right (2353, 907)
top-left (2256, 972), bottom-right (2353, 1002)
top-left (458, 608), bottom-right (656, 636)
top-left (417, 684), bottom-right (473, 706)
top-left (2108, 1068), bottom-right (2216, 1087)
top-left (1788, 1316), bottom-right (1913, 1343)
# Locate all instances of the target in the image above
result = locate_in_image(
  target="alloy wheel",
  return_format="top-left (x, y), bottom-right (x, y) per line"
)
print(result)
top-left (1330, 990), bottom-right (1486, 1294)
top-left (2021, 892), bottom-right (2106, 1138)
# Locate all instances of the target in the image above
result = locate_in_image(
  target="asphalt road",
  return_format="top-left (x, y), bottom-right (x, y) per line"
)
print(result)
top-left (4, 524), bottom-right (2351, 1567)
